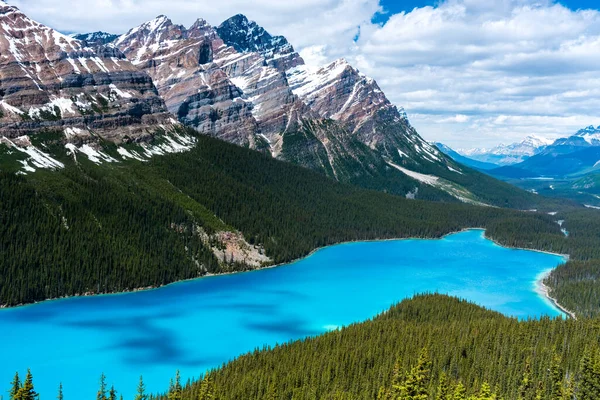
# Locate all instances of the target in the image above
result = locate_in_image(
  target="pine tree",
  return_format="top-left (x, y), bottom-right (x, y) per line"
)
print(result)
top-left (135, 376), bottom-right (147, 400)
top-left (518, 357), bottom-right (535, 400)
top-left (18, 369), bottom-right (37, 400)
top-left (97, 373), bottom-right (108, 400)
top-left (396, 348), bottom-right (431, 400)
top-left (452, 382), bottom-right (467, 400)
top-left (108, 385), bottom-right (117, 400)
top-left (197, 375), bottom-right (215, 400)
top-left (549, 355), bottom-right (564, 400)
top-left (389, 358), bottom-right (403, 399)
top-left (436, 373), bottom-right (450, 400)
top-left (57, 382), bottom-right (63, 400)
top-left (577, 347), bottom-right (600, 400)
top-left (477, 382), bottom-right (496, 400)
top-left (264, 377), bottom-right (277, 400)
top-left (167, 371), bottom-right (182, 400)
top-left (9, 372), bottom-right (21, 400)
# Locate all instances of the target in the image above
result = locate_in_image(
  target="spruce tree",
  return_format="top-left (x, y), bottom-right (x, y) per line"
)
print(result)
top-left (97, 373), bottom-right (108, 400)
top-left (577, 348), bottom-right (600, 400)
top-left (549, 355), bottom-right (564, 400)
top-left (108, 385), bottom-right (117, 400)
top-left (477, 382), bottom-right (496, 400)
top-left (9, 372), bottom-right (20, 400)
top-left (135, 376), bottom-right (147, 400)
top-left (436, 373), bottom-right (450, 400)
top-left (18, 370), bottom-right (37, 400)
top-left (167, 371), bottom-right (182, 400)
top-left (517, 357), bottom-right (535, 400)
top-left (397, 347), bottom-right (431, 400)
top-left (452, 382), bottom-right (467, 400)
top-left (198, 375), bottom-right (214, 400)
top-left (57, 383), bottom-right (63, 400)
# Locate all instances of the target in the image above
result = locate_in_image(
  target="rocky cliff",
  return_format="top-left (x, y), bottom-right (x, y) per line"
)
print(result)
top-left (0, 1), bottom-right (172, 143)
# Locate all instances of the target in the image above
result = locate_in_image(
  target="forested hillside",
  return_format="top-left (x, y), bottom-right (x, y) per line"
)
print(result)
top-left (10, 295), bottom-right (600, 399)
top-left (163, 295), bottom-right (600, 400)
top-left (0, 130), bottom-right (573, 307)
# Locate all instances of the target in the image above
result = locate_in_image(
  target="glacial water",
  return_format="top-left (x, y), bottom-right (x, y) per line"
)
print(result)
top-left (0, 230), bottom-right (566, 398)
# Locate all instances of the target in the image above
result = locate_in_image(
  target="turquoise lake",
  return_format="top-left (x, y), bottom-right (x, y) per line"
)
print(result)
top-left (0, 229), bottom-right (566, 398)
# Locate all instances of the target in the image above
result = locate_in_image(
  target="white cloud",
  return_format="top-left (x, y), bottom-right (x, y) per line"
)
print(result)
top-left (7, 0), bottom-right (600, 147)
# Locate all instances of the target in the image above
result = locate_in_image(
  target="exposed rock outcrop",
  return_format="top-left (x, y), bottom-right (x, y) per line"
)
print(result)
top-left (0, 1), bottom-right (172, 142)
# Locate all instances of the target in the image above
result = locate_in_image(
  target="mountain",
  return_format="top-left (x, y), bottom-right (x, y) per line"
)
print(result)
top-left (0, 3), bottom-right (546, 209)
top-left (489, 126), bottom-right (600, 179)
top-left (459, 135), bottom-right (552, 165)
top-left (103, 14), bottom-right (542, 208)
top-left (72, 31), bottom-right (119, 46)
top-left (435, 142), bottom-right (500, 170)
top-left (216, 14), bottom-right (304, 72)
top-left (0, 1), bottom-right (189, 169)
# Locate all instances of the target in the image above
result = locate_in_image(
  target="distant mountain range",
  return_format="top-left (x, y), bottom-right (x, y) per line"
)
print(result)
top-left (437, 126), bottom-right (600, 206)
top-left (489, 126), bottom-right (600, 179)
top-left (455, 135), bottom-right (553, 166)
top-left (434, 143), bottom-right (499, 170)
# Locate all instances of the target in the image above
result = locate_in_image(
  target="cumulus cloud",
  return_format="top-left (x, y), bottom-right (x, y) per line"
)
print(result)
top-left (8, 0), bottom-right (600, 147)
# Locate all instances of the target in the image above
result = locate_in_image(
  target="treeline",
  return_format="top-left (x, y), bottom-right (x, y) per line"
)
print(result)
top-left (8, 295), bottom-right (600, 399)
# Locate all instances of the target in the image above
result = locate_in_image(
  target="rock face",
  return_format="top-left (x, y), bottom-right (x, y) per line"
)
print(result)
top-left (216, 14), bottom-right (304, 72)
top-left (113, 15), bottom-right (310, 150)
top-left (107, 13), bottom-right (466, 199)
top-left (0, 1), bottom-right (172, 142)
top-left (72, 32), bottom-right (120, 47)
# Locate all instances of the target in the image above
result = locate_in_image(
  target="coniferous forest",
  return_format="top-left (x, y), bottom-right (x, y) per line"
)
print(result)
top-left (6, 295), bottom-right (600, 399)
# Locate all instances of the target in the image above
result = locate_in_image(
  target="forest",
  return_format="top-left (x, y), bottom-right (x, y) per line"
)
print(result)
top-left (6, 295), bottom-right (600, 399)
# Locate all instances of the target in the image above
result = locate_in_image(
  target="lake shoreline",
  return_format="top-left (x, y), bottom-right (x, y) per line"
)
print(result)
top-left (0, 228), bottom-right (572, 317)
top-left (535, 270), bottom-right (577, 319)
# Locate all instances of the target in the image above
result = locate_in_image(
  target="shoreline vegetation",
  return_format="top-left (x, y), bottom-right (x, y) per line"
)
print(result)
top-left (0, 228), bottom-right (575, 319)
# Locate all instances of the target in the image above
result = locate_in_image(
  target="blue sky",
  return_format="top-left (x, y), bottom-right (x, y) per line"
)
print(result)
top-left (376, 0), bottom-right (599, 21)
top-left (11, 0), bottom-right (600, 148)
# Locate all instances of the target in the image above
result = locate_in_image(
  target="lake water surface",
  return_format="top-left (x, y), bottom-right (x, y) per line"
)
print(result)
top-left (0, 230), bottom-right (566, 398)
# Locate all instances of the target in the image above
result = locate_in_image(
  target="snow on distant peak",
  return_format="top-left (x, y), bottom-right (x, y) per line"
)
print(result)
top-left (574, 125), bottom-right (600, 145)
top-left (459, 135), bottom-right (550, 157)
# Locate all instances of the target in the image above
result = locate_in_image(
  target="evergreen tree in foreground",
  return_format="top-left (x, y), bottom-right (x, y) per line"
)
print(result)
top-left (134, 376), bottom-right (147, 400)
top-left (9, 372), bottom-right (20, 400)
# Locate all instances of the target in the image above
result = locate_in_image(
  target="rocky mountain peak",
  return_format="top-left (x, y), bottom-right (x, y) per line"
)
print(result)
top-left (72, 31), bottom-right (119, 47)
top-left (216, 14), bottom-right (303, 71)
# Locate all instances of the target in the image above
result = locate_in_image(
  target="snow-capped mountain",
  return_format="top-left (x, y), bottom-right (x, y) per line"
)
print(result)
top-left (216, 14), bottom-right (303, 72)
top-left (0, 1), bottom-right (172, 142)
top-left (111, 13), bottom-right (449, 178)
top-left (549, 125), bottom-right (600, 149)
top-left (575, 125), bottom-right (600, 145)
top-left (488, 126), bottom-right (600, 179)
top-left (0, 6), bottom-right (532, 206)
top-left (459, 135), bottom-right (552, 165)
top-left (72, 31), bottom-right (119, 47)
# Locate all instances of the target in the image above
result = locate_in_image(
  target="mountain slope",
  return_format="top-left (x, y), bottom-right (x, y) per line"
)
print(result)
top-left (104, 14), bottom-right (543, 209)
top-left (0, 1), bottom-right (172, 143)
top-left (164, 294), bottom-right (596, 400)
top-left (0, 126), bottom-right (570, 306)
